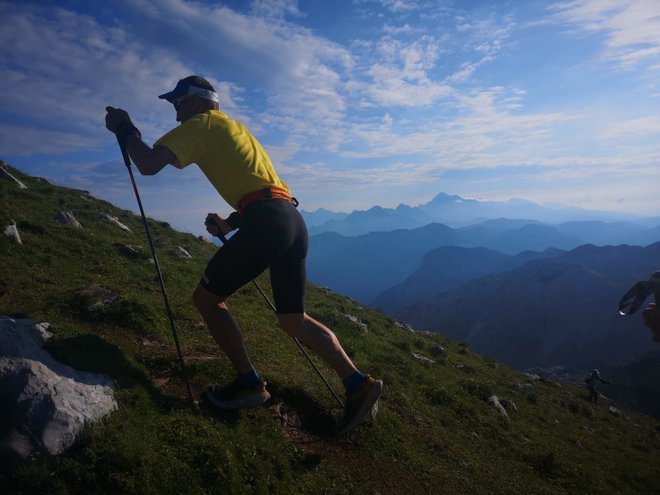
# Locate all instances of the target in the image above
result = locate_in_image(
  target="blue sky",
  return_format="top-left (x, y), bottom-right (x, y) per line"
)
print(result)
top-left (2, 0), bottom-right (660, 235)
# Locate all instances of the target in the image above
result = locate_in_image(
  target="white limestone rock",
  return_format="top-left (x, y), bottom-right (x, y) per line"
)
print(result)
top-left (175, 246), bottom-right (192, 258)
top-left (99, 213), bottom-right (131, 232)
top-left (487, 395), bottom-right (510, 422)
top-left (2, 221), bottom-right (22, 244)
top-left (341, 313), bottom-right (368, 331)
top-left (0, 166), bottom-right (27, 189)
top-left (55, 211), bottom-right (82, 229)
top-left (411, 352), bottom-right (435, 364)
top-left (0, 317), bottom-right (117, 468)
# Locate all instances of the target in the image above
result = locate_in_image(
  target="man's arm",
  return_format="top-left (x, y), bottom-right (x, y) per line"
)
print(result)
top-left (105, 106), bottom-right (178, 176)
top-left (125, 136), bottom-right (178, 176)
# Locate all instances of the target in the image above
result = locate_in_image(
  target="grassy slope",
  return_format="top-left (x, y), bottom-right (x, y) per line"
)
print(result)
top-left (1, 164), bottom-right (659, 495)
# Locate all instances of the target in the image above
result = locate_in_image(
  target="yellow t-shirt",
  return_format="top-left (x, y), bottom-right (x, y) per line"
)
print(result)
top-left (154, 110), bottom-right (289, 210)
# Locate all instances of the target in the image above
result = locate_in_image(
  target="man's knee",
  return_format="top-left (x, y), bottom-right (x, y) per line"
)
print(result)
top-left (277, 313), bottom-right (305, 336)
top-left (193, 284), bottom-right (226, 313)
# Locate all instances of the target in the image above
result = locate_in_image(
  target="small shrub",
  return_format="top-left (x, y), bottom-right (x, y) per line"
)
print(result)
top-left (424, 385), bottom-right (454, 406)
top-left (525, 450), bottom-right (560, 477)
top-left (395, 340), bottom-right (411, 352)
top-left (460, 380), bottom-right (493, 401)
top-left (429, 344), bottom-right (447, 358)
top-left (17, 220), bottom-right (46, 234)
top-left (67, 286), bottom-right (161, 336)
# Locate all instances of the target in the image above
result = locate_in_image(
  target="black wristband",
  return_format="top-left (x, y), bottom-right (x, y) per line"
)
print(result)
top-left (226, 211), bottom-right (242, 230)
top-left (116, 121), bottom-right (141, 148)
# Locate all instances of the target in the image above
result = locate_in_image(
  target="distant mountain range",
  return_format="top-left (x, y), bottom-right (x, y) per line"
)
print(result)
top-left (307, 219), bottom-right (660, 304)
top-left (372, 246), bottom-right (564, 313)
top-left (304, 193), bottom-right (660, 400)
top-left (302, 192), bottom-right (660, 236)
top-left (308, 223), bottom-right (460, 303)
top-left (395, 243), bottom-right (660, 370)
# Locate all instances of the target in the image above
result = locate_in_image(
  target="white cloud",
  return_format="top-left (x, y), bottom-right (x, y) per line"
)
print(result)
top-left (2, 0), bottom-right (659, 217)
top-left (249, 0), bottom-right (304, 19)
top-left (0, 3), bottom-right (194, 153)
top-left (0, 122), bottom-right (101, 156)
top-left (355, 0), bottom-right (424, 13)
top-left (603, 116), bottom-right (660, 138)
top-left (548, 0), bottom-right (660, 69)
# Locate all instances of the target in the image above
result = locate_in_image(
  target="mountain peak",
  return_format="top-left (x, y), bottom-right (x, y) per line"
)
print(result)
top-left (430, 192), bottom-right (466, 204)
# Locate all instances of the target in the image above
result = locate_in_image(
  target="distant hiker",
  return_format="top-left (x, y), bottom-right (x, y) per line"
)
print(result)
top-left (585, 369), bottom-right (610, 404)
top-left (105, 75), bottom-right (382, 434)
top-left (642, 303), bottom-right (660, 343)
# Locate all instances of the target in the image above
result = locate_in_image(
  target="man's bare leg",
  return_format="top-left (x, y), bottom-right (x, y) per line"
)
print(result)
top-left (277, 312), bottom-right (357, 380)
top-left (193, 284), bottom-right (253, 374)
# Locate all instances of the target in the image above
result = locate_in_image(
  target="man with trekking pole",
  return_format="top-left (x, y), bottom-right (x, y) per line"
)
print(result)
top-left (105, 75), bottom-right (382, 434)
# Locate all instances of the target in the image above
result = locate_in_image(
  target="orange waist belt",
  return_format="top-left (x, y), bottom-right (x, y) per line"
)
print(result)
top-left (238, 187), bottom-right (298, 215)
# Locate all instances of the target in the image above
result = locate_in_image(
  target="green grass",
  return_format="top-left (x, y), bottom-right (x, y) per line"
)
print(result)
top-left (1, 163), bottom-right (660, 494)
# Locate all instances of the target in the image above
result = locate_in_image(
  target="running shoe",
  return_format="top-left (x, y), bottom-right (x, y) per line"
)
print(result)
top-left (337, 375), bottom-right (383, 435)
top-left (207, 379), bottom-right (270, 409)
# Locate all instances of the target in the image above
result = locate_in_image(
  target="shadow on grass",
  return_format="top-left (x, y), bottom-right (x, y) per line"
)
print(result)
top-left (46, 334), bottom-right (149, 389)
top-left (266, 381), bottom-right (339, 438)
top-left (45, 334), bottom-right (345, 440)
top-left (44, 334), bottom-right (241, 427)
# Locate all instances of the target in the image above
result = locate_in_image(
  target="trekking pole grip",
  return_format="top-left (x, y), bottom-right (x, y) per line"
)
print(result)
top-left (116, 136), bottom-right (132, 169)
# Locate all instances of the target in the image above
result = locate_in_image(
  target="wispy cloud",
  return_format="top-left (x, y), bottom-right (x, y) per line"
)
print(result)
top-left (249, 0), bottom-right (305, 19)
top-left (548, 0), bottom-right (660, 69)
top-left (602, 115), bottom-right (660, 138)
top-left (2, 0), bottom-right (660, 218)
top-left (0, 3), bottom-right (192, 153)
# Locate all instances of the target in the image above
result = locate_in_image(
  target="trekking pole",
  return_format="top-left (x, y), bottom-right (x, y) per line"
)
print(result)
top-left (215, 232), bottom-right (344, 408)
top-left (116, 139), bottom-right (197, 406)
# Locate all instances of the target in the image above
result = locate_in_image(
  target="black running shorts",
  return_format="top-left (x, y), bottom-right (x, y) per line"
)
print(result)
top-left (199, 198), bottom-right (308, 314)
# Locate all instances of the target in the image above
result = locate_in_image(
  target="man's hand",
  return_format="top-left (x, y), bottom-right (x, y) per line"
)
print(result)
top-left (105, 106), bottom-right (133, 133)
top-left (205, 213), bottom-right (233, 237)
top-left (642, 303), bottom-right (660, 343)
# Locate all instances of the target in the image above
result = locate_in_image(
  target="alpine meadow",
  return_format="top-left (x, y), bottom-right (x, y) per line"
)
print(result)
top-left (2, 164), bottom-right (660, 494)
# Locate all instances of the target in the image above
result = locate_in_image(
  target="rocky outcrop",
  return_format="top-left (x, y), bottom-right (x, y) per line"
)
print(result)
top-left (411, 352), bottom-right (435, 364)
top-left (2, 221), bottom-right (22, 244)
top-left (341, 313), bottom-right (368, 332)
top-left (99, 213), bottom-right (131, 232)
top-left (73, 284), bottom-right (120, 312)
top-left (115, 243), bottom-right (148, 260)
top-left (487, 395), bottom-right (510, 422)
top-left (55, 211), bottom-right (82, 229)
top-left (0, 317), bottom-right (117, 469)
top-left (175, 246), bottom-right (192, 258)
top-left (0, 163), bottom-right (27, 189)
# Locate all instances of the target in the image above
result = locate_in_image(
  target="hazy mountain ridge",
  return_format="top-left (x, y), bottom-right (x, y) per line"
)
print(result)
top-left (308, 216), bottom-right (659, 304)
top-left (396, 243), bottom-right (660, 371)
top-left (303, 193), bottom-right (659, 236)
top-left (298, 208), bottom-right (348, 228)
top-left (308, 223), bottom-right (461, 303)
top-left (372, 246), bottom-right (564, 312)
